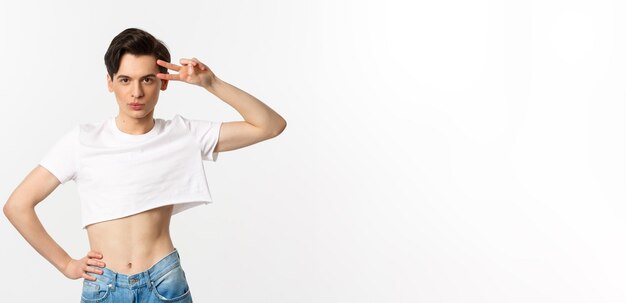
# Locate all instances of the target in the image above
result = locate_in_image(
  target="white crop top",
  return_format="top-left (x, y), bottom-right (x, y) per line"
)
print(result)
top-left (38, 114), bottom-right (223, 229)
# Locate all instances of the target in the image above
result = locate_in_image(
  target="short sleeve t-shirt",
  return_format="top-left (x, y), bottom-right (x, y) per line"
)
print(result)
top-left (39, 114), bottom-right (223, 229)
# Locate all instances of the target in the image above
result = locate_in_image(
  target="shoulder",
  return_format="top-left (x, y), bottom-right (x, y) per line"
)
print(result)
top-left (78, 118), bottom-right (107, 134)
top-left (170, 113), bottom-right (191, 125)
top-left (167, 114), bottom-right (214, 131)
top-left (77, 118), bottom-right (108, 143)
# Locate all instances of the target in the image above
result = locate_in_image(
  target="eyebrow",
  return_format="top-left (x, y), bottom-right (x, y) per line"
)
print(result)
top-left (116, 74), bottom-right (157, 79)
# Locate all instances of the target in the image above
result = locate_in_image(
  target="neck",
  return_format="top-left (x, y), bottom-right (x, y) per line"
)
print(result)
top-left (115, 114), bottom-right (155, 135)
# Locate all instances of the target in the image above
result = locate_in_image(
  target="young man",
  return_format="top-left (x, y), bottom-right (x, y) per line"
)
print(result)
top-left (3, 28), bottom-right (286, 302)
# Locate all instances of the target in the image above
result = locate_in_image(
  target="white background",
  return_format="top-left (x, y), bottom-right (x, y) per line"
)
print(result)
top-left (1, 0), bottom-right (624, 302)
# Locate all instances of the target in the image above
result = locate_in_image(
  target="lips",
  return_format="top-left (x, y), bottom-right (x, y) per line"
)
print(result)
top-left (129, 103), bottom-right (145, 110)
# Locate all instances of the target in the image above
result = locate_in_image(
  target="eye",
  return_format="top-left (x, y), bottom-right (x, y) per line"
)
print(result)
top-left (143, 78), bottom-right (154, 84)
top-left (119, 78), bottom-right (129, 83)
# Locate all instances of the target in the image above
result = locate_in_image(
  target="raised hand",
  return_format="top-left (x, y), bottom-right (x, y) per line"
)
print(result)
top-left (156, 57), bottom-right (217, 88)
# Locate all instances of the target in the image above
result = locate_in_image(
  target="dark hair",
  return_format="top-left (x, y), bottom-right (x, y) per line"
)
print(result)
top-left (104, 28), bottom-right (170, 78)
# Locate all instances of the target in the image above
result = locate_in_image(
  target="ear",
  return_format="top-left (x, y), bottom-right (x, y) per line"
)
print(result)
top-left (160, 79), bottom-right (168, 91)
top-left (106, 74), bottom-right (113, 92)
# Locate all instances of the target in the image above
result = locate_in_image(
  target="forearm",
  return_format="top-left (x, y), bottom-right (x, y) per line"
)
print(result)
top-left (203, 77), bottom-right (286, 134)
top-left (4, 206), bottom-right (72, 274)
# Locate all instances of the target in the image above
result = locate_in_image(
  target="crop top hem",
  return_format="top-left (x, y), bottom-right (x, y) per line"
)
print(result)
top-left (81, 193), bottom-right (213, 229)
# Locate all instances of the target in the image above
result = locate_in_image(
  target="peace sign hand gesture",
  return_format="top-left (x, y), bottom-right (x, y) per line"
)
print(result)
top-left (156, 57), bottom-right (217, 89)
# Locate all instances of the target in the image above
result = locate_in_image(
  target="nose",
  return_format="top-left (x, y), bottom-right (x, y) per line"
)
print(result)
top-left (131, 81), bottom-right (144, 98)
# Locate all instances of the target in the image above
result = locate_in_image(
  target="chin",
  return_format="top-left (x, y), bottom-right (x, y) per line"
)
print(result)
top-left (120, 110), bottom-right (145, 118)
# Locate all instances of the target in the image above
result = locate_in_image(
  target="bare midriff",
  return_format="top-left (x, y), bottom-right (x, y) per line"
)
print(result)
top-left (85, 204), bottom-right (176, 275)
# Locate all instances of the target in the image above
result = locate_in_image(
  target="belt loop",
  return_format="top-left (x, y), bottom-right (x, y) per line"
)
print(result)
top-left (146, 269), bottom-right (152, 290)
top-left (109, 272), bottom-right (116, 291)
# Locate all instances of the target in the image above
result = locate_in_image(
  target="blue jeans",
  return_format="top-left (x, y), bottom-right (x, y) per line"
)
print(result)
top-left (80, 248), bottom-right (193, 302)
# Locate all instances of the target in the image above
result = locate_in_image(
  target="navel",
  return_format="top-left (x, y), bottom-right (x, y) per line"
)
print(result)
top-left (127, 262), bottom-right (133, 268)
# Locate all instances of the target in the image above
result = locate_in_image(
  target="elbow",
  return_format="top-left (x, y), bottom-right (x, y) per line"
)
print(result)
top-left (3, 201), bottom-right (31, 220)
top-left (3, 204), bottom-right (21, 228)
top-left (270, 118), bottom-right (287, 137)
top-left (3, 202), bottom-right (15, 219)
top-left (258, 116), bottom-right (286, 139)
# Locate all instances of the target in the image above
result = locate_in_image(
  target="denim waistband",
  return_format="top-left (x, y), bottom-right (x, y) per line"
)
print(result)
top-left (88, 247), bottom-right (181, 291)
